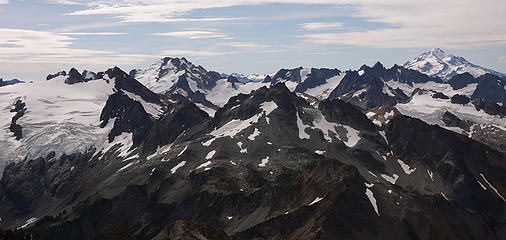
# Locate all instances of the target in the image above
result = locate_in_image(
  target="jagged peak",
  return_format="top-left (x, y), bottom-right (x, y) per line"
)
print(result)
top-left (373, 61), bottom-right (385, 70)
top-left (160, 56), bottom-right (193, 69)
top-left (357, 61), bottom-right (386, 74)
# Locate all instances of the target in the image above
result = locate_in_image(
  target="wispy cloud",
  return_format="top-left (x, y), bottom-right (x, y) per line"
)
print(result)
top-left (61, 32), bottom-right (127, 36)
top-left (300, 0), bottom-right (506, 49)
top-left (0, 28), bottom-right (150, 78)
top-left (216, 41), bottom-right (271, 51)
top-left (55, 0), bottom-right (506, 49)
top-left (161, 49), bottom-right (241, 57)
top-left (125, 17), bottom-right (246, 23)
top-left (153, 31), bottom-right (231, 39)
top-left (0, 28), bottom-right (103, 56)
top-left (62, 1), bottom-right (339, 23)
top-left (299, 22), bottom-right (343, 31)
top-left (48, 0), bottom-right (83, 5)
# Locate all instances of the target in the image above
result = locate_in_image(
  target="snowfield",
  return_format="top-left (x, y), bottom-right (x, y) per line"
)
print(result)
top-left (396, 91), bottom-right (506, 130)
top-left (0, 78), bottom-right (115, 175)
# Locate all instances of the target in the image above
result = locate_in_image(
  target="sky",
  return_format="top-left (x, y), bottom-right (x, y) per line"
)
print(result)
top-left (0, 0), bottom-right (505, 80)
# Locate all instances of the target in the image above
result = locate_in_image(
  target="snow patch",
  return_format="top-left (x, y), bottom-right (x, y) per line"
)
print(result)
top-left (381, 173), bottom-right (399, 184)
top-left (308, 197), bottom-right (323, 206)
top-left (365, 188), bottom-right (380, 216)
top-left (248, 128), bottom-right (261, 140)
top-left (202, 138), bottom-right (215, 146)
top-left (303, 73), bottom-right (345, 100)
top-left (170, 161), bottom-right (186, 174)
top-left (123, 90), bottom-right (163, 119)
top-left (17, 217), bottom-right (38, 229)
top-left (258, 156), bottom-right (269, 167)
top-left (342, 126), bottom-right (361, 147)
top-left (397, 159), bottom-right (416, 174)
top-left (195, 103), bottom-right (216, 117)
top-left (427, 169), bottom-right (434, 181)
top-left (441, 192), bottom-right (449, 201)
top-left (197, 161), bottom-right (212, 170)
top-left (177, 145), bottom-right (188, 156)
top-left (296, 111), bottom-right (310, 139)
top-left (237, 142), bottom-right (247, 153)
top-left (480, 173), bottom-right (506, 202)
top-left (315, 150), bottom-right (325, 155)
top-left (117, 161), bottom-right (135, 172)
top-left (477, 180), bottom-right (487, 190)
top-left (210, 113), bottom-right (262, 139)
top-left (206, 150), bottom-right (216, 160)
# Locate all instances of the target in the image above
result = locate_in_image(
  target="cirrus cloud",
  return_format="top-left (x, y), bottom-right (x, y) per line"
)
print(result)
top-left (161, 49), bottom-right (241, 57)
top-left (0, 28), bottom-right (151, 79)
top-left (60, 32), bottom-right (127, 36)
top-left (153, 31), bottom-right (231, 39)
top-left (299, 22), bottom-right (343, 31)
top-left (54, 0), bottom-right (506, 49)
top-left (300, 0), bottom-right (506, 49)
top-left (61, 0), bottom-right (341, 23)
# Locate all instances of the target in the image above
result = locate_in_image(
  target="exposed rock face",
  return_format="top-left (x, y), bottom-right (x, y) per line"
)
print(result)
top-left (82, 70), bottom-right (97, 81)
top-left (318, 98), bottom-right (376, 131)
top-left (472, 74), bottom-right (506, 105)
top-left (100, 90), bottom-right (153, 144)
top-left (364, 101), bottom-right (401, 128)
top-left (442, 111), bottom-right (471, 131)
top-left (385, 116), bottom-right (506, 215)
top-left (106, 67), bottom-right (161, 104)
top-left (448, 72), bottom-right (478, 90)
top-left (9, 100), bottom-right (26, 140)
top-left (226, 75), bottom-right (240, 90)
top-left (46, 71), bottom-right (66, 81)
top-left (472, 99), bottom-right (506, 117)
top-left (451, 94), bottom-right (471, 105)
top-left (64, 68), bottom-right (85, 85)
top-left (140, 99), bottom-right (210, 154)
top-left (432, 92), bottom-right (449, 99)
top-left (98, 67), bottom-right (164, 145)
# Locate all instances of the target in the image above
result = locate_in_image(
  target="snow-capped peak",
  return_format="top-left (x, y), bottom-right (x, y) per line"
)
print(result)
top-left (130, 56), bottom-right (223, 97)
top-left (404, 48), bottom-right (504, 80)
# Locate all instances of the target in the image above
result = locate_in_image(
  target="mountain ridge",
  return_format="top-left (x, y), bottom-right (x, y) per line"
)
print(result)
top-left (0, 51), bottom-right (505, 240)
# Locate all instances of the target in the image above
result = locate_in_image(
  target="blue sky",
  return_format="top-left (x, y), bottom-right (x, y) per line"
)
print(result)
top-left (0, 0), bottom-right (505, 80)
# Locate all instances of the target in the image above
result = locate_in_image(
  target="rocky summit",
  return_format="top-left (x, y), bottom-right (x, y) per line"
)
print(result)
top-left (0, 51), bottom-right (505, 240)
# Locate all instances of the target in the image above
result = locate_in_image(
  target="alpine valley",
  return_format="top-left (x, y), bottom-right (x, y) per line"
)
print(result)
top-left (0, 49), bottom-right (505, 240)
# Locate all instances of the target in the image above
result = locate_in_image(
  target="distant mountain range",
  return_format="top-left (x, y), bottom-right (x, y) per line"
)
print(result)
top-left (0, 49), bottom-right (505, 240)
